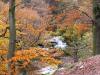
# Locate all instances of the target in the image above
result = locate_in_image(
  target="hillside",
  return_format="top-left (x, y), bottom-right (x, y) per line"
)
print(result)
top-left (54, 55), bottom-right (100, 75)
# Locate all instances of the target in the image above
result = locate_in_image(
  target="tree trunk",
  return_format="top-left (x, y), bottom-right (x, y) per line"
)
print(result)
top-left (93, 0), bottom-right (100, 54)
top-left (7, 0), bottom-right (16, 75)
top-left (73, 48), bottom-right (78, 62)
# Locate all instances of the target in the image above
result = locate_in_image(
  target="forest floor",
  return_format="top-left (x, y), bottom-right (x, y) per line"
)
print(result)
top-left (54, 55), bottom-right (100, 75)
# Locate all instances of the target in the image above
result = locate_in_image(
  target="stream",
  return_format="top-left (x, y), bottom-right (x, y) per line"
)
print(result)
top-left (38, 36), bottom-right (68, 75)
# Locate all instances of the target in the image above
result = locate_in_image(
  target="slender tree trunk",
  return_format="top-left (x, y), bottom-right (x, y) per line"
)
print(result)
top-left (93, 0), bottom-right (100, 54)
top-left (73, 48), bottom-right (78, 62)
top-left (7, 0), bottom-right (16, 75)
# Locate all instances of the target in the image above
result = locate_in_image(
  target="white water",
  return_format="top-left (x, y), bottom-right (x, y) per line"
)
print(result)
top-left (39, 66), bottom-right (58, 75)
top-left (38, 36), bottom-right (67, 75)
top-left (49, 36), bottom-right (67, 50)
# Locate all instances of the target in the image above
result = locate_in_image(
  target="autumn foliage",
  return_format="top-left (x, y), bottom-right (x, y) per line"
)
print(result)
top-left (0, 0), bottom-right (92, 75)
top-left (0, 48), bottom-right (62, 74)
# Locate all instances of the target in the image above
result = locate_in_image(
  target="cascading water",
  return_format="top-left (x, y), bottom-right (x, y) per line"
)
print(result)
top-left (38, 36), bottom-right (68, 75)
top-left (49, 36), bottom-right (68, 50)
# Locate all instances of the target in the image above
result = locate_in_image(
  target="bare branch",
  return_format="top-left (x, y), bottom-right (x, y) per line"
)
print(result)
top-left (0, 26), bottom-right (9, 37)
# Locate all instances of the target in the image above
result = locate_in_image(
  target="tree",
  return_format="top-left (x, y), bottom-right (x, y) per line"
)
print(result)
top-left (93, 0), bottom-right (100, 54)
top-left (7, 0), bottom-right (16, 75)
